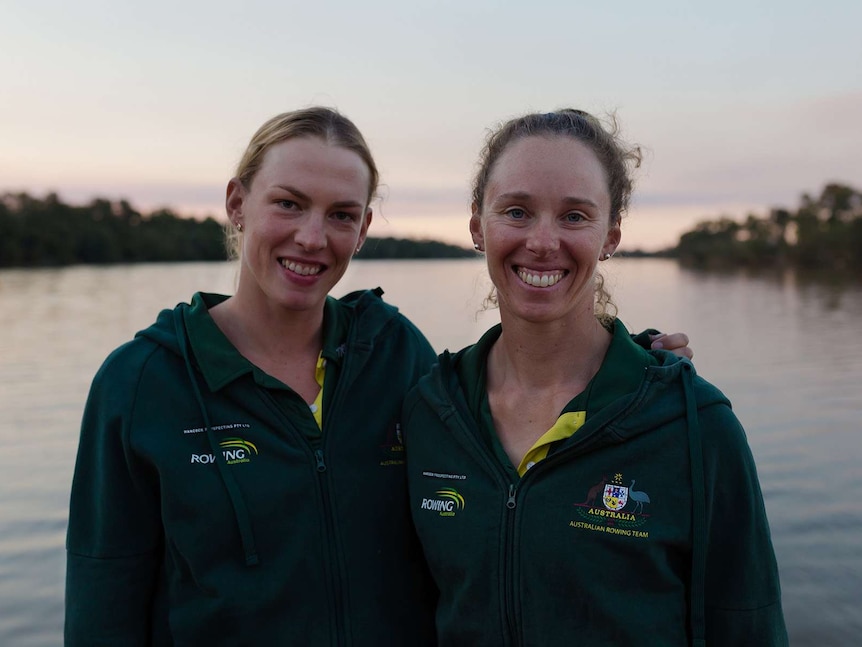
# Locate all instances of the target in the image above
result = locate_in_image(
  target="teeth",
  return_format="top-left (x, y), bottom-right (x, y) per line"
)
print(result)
top-left (282, 260), bottom-right (321, 276)
top-left (517, 268), bottom-right (564, 288)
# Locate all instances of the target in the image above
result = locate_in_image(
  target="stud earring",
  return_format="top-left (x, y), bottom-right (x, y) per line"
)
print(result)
top-left (473, 243), bottom-right (482, 251)
top-left (236, 222), bottom-right (243, 232)
top-left (601, 252), bottom-right (611, 260)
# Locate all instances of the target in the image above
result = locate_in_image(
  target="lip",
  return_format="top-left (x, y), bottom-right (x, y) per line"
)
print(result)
top-left (513, 265), bottom-right (568, 288)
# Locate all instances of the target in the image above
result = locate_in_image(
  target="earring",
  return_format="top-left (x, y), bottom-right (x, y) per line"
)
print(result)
top-left (601, 252), bottom-right (611, 261)
top-left (354, 246), bottom-right (362, 256)
top-left (236, 222), bottom-right (243, 232)
top-left (473, 243), bottom-right (482, 251)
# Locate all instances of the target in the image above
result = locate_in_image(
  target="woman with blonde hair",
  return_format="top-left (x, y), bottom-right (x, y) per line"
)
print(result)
top-left (65, 107), bottom-right (439, 645)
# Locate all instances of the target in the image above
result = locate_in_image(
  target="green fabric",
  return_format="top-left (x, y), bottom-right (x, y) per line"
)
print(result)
top-left (66, 289), bottom-right (438, 646)
top-left (404, 318), bottom-right (787, 646)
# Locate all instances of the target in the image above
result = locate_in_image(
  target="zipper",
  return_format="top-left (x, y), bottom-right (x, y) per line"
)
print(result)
top-left (257, 386), bottom-right (345, 644)
top-left (440, 391), bottom-right (524, 646)
top-left (493, 409), bottom-right (635, 645)
top-left (310, 445), bottom-right (343, 644)
top-left (504, 482), bottom-right (521, 645)
top-left (315, 337), bottom-right (364, 646)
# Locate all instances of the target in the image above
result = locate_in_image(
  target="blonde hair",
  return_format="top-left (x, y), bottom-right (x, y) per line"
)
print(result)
top-left (225, 107), bottom-right (379, 260)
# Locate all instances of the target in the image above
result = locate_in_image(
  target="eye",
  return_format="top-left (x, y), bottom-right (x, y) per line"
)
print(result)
top-left (331, 211), bottom-right (358, 223)
top-left (506, 208), bottom-right (527, 220)
top-left (276, 199), bottom-right (299, 210)
top-left (565, 211), bottom-right (586, 223)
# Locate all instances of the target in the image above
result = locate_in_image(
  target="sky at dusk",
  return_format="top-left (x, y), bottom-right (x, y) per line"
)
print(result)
top-left (2, 0), bottom-right (860, 251)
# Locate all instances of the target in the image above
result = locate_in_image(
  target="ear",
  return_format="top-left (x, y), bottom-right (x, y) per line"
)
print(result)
top-left (356, 208), bottom-right (373, 249)
top-left (469, 202), bottom-right (484, 250)
top-left (603, 219), bottom-right (621, 257)
top-left (225, 177), bottom-right (246, 226)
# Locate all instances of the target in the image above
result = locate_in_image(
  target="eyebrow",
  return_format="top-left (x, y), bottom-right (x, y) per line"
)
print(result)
top-left (274, 185), bottom-right (365, 209)
top-left (495, 191), bottom-right (599, 208)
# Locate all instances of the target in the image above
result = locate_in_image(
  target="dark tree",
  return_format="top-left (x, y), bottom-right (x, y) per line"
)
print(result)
top-left (675, 184), bottom-right (862, 273)
top-left (0, 192), bottom-right (476, 267)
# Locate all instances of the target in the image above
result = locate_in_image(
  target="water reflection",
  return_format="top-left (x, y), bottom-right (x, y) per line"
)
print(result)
top-left (678, 263), bottom-right (862, 311)
top-left (1, 259), bottom-right (860, 646)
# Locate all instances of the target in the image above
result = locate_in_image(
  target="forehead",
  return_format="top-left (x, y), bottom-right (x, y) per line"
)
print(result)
top-left (254, 136), bottom-right (371, 194)
top-left (486, 135), bottom-right (609, 205)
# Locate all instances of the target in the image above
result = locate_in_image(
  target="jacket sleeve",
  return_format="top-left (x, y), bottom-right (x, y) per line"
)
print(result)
top-left (699, 402), bottom-right (788, 646)
top-left (65, 345), bottom-right (165, 646)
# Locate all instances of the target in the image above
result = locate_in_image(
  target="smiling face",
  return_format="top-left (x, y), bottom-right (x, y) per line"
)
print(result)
top-left (226, 136), bottom-right (372, 314)
top-left (470, 135), bottom-right (620, 325)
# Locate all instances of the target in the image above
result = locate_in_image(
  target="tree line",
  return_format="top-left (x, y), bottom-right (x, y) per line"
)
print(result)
top-left (0, 192), bottom-right (475, 267)
top-left (3, 185), bottom-right (859, 270)
top-left (674, 183), bottom-right (862, 272)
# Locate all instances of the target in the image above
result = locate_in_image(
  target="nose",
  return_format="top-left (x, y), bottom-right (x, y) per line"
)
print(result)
top-left (525, 217), bottom-right (559, 255)
top-left (294, 213), bottom-right (327, 251)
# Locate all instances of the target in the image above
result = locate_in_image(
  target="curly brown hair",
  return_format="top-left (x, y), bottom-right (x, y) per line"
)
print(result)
top-left (472, 109), bottom-right (642, 321)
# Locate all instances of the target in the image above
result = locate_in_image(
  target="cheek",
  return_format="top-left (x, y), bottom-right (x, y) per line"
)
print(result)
top-left (329, 229), bottom-right (362, 260)
top-left (483, 222), bottom-right (516, 250)
top-left (579, 227), bottom-right (610, 251)
top-left (247, 222), bottom-right (278, 252)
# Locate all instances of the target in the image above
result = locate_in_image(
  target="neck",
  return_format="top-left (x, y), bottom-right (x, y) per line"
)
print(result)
top-left (211, 290), bottom-right (324, 363)
top-left (489, 308), bottom-right (612, 391)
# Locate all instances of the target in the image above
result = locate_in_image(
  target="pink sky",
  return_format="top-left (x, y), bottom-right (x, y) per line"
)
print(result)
top-left (2, 1), bottom-right (860, 252)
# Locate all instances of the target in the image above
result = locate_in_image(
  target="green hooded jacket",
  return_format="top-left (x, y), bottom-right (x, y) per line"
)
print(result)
top-left (404, 320), bottom-right (787, 646)
top-left (66, 290), bottom-right (438, 646)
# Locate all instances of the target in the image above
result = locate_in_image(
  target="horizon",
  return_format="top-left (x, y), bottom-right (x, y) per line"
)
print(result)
top-left (6, 184), bottom-right (819, 253)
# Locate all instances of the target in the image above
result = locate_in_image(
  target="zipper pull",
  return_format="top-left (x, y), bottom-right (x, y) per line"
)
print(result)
top-left (506, 484), bottom-right (517, 509)
top-left (314, 449), bottom-right (327, 472)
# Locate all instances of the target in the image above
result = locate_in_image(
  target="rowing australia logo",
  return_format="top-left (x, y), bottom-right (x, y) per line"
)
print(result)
top-left (190, 437), bottom-right (258, 465)
top-left (420, 488), bottom-right (466, 517)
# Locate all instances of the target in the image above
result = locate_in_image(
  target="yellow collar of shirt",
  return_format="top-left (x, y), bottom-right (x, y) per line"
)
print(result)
top-left (517, 411), bottom-right (586, 476)
top-left (311, 352), bottom-right (325, 429)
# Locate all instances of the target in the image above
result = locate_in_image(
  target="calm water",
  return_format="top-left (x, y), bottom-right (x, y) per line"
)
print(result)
top-left (1, 259), bottom-right (860, 645)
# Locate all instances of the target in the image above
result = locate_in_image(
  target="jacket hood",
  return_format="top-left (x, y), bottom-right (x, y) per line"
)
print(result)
top-left (431, 331), bottom-right (729, 447)
top-left (135, 288), bottom-right (400, 357)
top-left (135, 303), bottom-right (188, 352)
top-left (615, 350), bottom-right (730, 440)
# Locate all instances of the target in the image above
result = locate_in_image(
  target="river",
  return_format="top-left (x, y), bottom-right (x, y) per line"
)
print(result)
top-left (0, 258), bottom-right (859, 645)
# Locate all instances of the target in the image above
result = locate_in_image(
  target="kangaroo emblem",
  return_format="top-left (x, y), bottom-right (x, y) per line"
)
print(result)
top-left (584, 476), bottom-right (607, 506)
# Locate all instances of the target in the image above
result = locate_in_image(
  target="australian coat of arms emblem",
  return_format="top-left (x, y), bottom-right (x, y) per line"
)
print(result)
top-left (603, 482), bottom-right (628, 510)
